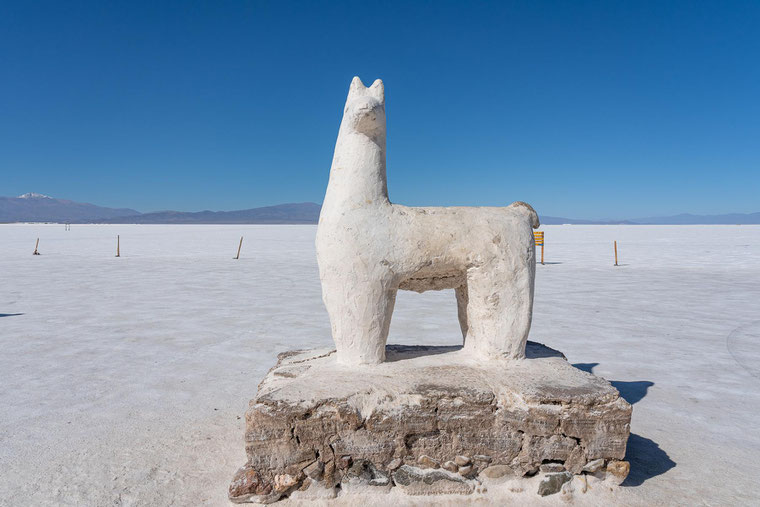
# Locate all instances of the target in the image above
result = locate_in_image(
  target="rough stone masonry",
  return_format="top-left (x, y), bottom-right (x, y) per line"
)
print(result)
top-left (229, 343), bottom-right (632, 503)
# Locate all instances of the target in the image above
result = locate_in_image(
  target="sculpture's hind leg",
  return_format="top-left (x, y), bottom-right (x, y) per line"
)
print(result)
top-left (321, 272), bottom-right (397, 365)
top-left (462, 255), bottom-right (535, 360)
top-left (455, 284), bottom-right (469, 343)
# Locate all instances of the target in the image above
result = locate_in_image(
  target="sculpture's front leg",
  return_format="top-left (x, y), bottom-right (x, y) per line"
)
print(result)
top-left (320, 267), bottom-right (398, 365)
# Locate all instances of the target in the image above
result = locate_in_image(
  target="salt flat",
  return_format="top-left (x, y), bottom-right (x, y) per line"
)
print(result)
top-left (1, 224), bottom-right (759, 506)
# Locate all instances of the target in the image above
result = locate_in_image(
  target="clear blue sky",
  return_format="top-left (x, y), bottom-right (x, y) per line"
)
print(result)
top-left (2, 1), bottom-right (758, 218)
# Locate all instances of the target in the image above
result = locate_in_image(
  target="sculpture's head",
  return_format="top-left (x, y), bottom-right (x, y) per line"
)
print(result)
top-left (343, 77), bottom-right (385, 140)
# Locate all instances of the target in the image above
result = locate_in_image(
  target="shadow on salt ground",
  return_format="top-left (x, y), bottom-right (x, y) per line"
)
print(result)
top-left (0, 313), bottom-right (24, 317)
top-left (571, 363), bottom-right (654, 405)
top-left (572, 362), bottom-right (676, 486)
top-left (611, 380), bottom-right (654, 405)
top-left (384, 344), bottom-right (462, 362)
top-left (572, 362), bottom-right (600, 374)
top-left (622, 433), bottom-right (676, 487)
top-left (385, 341), bottom-right (566, 363)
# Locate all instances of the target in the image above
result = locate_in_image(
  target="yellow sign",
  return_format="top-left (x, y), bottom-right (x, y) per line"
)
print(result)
top-left (534, 231), bottom-right (545, 264)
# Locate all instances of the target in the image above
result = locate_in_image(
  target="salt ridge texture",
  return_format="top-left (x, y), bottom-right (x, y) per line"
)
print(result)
top-left (1, 224), bottom-right (759, 505)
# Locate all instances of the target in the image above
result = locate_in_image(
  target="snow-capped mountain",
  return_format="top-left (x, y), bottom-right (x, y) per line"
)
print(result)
top-left (17, 192), bottom-right (52, 199)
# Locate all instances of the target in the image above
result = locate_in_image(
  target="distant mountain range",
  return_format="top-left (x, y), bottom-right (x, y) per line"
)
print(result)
top-left (0, 193), bottom-right (321, 224)
top-left (542, 212), bottom-right (760, 225)
top-left (100, 202), bottom-right (321, 224)
top-left (0, 193), bottom-right (140, 222)
top-left (1, 193), bottom-right (759, 225)
top-left (632, 212), bottom-right (760, 225)
top-left (540, 216), bottom-right (636, 225)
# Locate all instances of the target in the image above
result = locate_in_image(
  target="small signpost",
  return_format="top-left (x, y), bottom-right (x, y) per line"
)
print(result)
top-left (234, 236), bottom-right (243, 260)
top-left (614, 240), bottom-right (619, 266)
top-left (116, 235), bottom-right (120, 257)
top-left (33, 238), bottom-right (40, 256)
top-left (534, 231), bottom-right (544, 265)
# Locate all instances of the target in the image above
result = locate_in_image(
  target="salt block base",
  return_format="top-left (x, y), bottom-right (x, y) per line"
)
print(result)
top-left (229, 343), bottom-right (632, 503)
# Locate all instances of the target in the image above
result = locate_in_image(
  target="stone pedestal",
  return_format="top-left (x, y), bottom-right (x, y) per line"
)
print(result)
top-left (229, 343), bottom-right (632, 503)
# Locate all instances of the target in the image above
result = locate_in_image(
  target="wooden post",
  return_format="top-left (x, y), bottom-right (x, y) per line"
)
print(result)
top-left (614, 240), bottom-right (618, 266)
top-left (234, 236), bottom-right (243, 259)
top-left (33, 238), bottom-right (40, 255)
top-left (541, 241), bottom-right (545, 265)
top-left (116, 235), bottom-right (120, 257)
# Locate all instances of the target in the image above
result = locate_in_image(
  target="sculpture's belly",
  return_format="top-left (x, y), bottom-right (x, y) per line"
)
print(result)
top-left (398, 268), bottom-right (466, 292)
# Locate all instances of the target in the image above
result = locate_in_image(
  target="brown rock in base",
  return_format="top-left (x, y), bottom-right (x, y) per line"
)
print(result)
top-left (388, 458), bottom-right (402, 470)
top-left (458, 464), bottom-right (474, 476)
top-left (228, 466), bottom-right (277, 504)
top-left (606, 460), bottom-right (631, 484)
top-left (273, 474), bottom-right (297, 494)
top-left (442, 461), bottom-right (458, 472)
top-left (454, 455), bottom-right (471, 466)
top-left (582, 458), bottom-right (605, 473)
top-left (481, 464), bottom-right (515, 479)
top-left (564, 446), bottom-right (587, 474)
top-left (417, 454), bottom-right (440, 469)
top-left (302, 460), bottom-right (323, 480)
top-left (230, 343), bottom-right (633, 502)
top-left (322, 459), bottom-right (338, 487)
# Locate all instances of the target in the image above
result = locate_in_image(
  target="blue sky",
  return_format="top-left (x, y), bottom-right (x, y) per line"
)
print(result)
top-left (2, 1), bottom-right (758, 218)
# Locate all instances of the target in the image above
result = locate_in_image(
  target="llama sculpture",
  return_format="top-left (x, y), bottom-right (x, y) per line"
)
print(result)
top-left (316, 77), bottom-right (540, 365)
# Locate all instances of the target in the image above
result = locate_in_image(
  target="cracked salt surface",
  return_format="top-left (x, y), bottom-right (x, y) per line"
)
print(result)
top-left (1, 224), bottom-right (759, 505)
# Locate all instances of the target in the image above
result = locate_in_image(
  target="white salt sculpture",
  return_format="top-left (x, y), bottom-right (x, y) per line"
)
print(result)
top-left (316, 77), bottom-right (540, 365)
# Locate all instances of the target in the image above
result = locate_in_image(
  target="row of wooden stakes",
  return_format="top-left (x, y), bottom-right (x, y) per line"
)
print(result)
top-left (533, 231), bottom-right (621, 266)
top-left (31, 235), bottom-right (622, 265)
top-left (31, 236), bottom-right (247, 259)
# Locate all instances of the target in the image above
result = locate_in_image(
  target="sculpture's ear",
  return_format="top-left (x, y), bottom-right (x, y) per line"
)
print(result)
top-left (369, 79), bottom-right (384, 103)
top-left (349, 76), bottom-right (366, 97)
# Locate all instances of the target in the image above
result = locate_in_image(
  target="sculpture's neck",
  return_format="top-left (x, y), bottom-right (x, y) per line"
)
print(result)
top-left (321, 126), bottom-right (389, 217)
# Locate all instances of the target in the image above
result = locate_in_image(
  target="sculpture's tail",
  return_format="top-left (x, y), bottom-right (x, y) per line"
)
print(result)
top-left (510, 201), bottom-right (540, 229)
